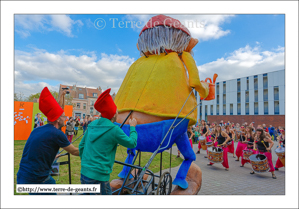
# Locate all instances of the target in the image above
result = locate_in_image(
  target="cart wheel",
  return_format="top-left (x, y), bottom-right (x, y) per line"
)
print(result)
top-left (156, 172), bottom-right (172, 195)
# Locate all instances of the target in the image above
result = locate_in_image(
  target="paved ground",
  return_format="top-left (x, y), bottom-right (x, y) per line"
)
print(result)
top-left (158, 140), bottom-right (285, 195)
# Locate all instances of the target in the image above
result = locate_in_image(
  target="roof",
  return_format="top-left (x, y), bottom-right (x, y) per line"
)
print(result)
top-left (59, 84), bottom-right (102, 99)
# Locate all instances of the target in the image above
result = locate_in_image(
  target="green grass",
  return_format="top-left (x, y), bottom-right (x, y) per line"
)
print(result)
top-left (14, 129), bottom-right (183, 195)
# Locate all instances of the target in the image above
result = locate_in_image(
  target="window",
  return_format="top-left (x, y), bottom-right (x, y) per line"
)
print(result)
top-left (245, 91), bottom-right (249, 103)
top-left (230, 104), bottom-right (233, 115)
top-left (91, 100), bottom-right (95, 105)
top-left (216, 83), bottom-right (219, 95)
top-left (246, 77), bottom-right (249, 90)
top-left (223, 83), bottom-right (226, 94)
top-left (75, 113), bottom-right (81, 118)
top-left (93, 93), bottom-right (98, 97)
top-left (237, 92), bottom-right (241, 103)
top-left (76, 103), bottom-right (80, 109)
top-left (79, 88), bottom-right (82, 91)
top-left (216, 105), bottom-right (219, 115)
top-left (199, 104), bottom-right (202, 116)
top-left (245, 103), bottom-right (249, 115)
top-left (217, 95), bottom-right (219, 104)
top-left (223, 104), bottom-right (226, 115)
top-left (264, 102), bottom-right (268, 115)
top-left (210, 105), bottom-right (213, 115)
top-left (237, 79), bottom-right (241, 92)
top-left (254, 90), bottom-right (258, 102)
top-left (274, 86), bottom-right (279, 100)
top-left (83, 103), bottom-right (86, 109)
top-left (254, 102), bottom-right (258, 115)
top-left (205, 105), bottom-right (207, 115)
top-left (90, 107), bottom-right (94, 114)
top-left (223, 94), bottom-right (226, 104)
top-left (79, 94), bottom-right (84, 99)
top-left (237, 104), bottom-right (241, 115)
top-left (254, 76), bottom-right (258, 90)
top-left (263, 74), bottom-right (268, 89)
top-left (263, 89), bottom-right (268, 101)
top-left (83, 113), bottom-right (86, 118)
top-left (274, 101), bottom-right (279, 115)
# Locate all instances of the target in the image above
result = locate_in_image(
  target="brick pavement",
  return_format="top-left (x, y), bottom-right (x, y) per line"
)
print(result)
top-left (159, 141), bottom-right (285, 195)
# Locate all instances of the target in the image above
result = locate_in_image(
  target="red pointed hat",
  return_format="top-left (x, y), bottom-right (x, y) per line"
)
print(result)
top-left (39, 87), bottom-right (64, 122)
top-left (94, 88), bottom-right (117, 120)
top-left (139, 14), bottom-right (191, 36)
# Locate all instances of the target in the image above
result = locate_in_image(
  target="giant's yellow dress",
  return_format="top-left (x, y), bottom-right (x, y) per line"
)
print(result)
top-left (115, 52), bottom-right (209, 125)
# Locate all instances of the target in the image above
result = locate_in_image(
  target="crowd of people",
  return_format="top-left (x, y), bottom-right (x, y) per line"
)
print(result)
top-left (34, 112), bottom-right (98, 143)
top-left (183, 119), bottom-right (285, 178)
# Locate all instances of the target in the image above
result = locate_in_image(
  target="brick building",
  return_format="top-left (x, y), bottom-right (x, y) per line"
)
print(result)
top-left (58, 84), bottom-right (115, 119)
top-left (196, 69), bottom-right (285, 128)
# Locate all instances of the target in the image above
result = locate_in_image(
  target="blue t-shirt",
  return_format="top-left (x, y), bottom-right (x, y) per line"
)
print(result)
top-left (17, 124), bottom-right (70, 181)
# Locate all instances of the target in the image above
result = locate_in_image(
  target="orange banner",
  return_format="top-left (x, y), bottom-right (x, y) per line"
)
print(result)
top-left (61, 105), bottom-right (73, 134)
top-left (14, 101), bottom-right (34, 140)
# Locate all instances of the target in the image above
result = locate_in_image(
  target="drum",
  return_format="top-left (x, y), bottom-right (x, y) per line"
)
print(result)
top-left (275, 147), bottom-right (285, 166)
top-left (249, 154), bottom-right (270, 173)
top-left (243, 149), bottom-right (253, 160)
top-left (206, 141), bottom-right (213, 148)
top-left (199, 136), bottom-right (207, 150)
top-left (207, 147), bottom-right (223, 163)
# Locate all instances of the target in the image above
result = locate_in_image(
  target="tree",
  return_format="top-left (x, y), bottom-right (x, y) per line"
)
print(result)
top-left (65, 94), bottom-right (75, 107)
top-left (27, 92), bottom-right (41, 101)
top-left (26, 90), bottom-right (59, 102)
top-left (14, 92), bottom-right (27, 101)
top-left (50, 90), bottom-right (59, 102)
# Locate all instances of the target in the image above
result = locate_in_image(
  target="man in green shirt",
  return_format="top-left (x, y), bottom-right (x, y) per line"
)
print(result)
top-left (79, 89), bottom-right (137, 195)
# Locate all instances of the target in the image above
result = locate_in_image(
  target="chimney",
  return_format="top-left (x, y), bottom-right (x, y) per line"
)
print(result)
top-left (98, 86), bottom-right (102, 94)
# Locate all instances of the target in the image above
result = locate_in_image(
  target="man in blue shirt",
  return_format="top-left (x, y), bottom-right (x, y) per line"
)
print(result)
top-left (17, 87), bottom-right (79, 195)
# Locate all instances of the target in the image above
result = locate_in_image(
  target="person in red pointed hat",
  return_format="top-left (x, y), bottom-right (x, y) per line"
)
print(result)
top-left (79, 88), bottom-right (138, 195)
top-left (17, 87), bottom-right (80, 194)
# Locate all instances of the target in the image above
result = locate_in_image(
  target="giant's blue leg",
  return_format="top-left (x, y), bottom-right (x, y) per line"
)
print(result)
top-left (118, 148), bottom-right (136, 179)
top-left (172, 132), bottom-right (196, 189)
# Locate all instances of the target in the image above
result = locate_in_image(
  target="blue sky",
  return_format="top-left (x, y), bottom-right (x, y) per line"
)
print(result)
top-left (14, 14), bottom-right (285, 97)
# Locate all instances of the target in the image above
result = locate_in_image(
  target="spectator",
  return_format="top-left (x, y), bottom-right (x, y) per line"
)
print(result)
top-left (82, 116), bottom-right (88, 135)
top-left (74, 117), bottom-right (80, 136)
top-left (262, 124), bottom-right (268, 132)
top-left (194, 127), bottom-right (200, 143)
top-left (273, 127), bottom-right (278, 141)
top-left (269, 125), bottom-right (275, 139)
top-left (219, 120), bottom-right (224, 127)
top-left (249, 122), bottom-right (255, 133)
top-left (65, 117), bottom-right (75, 143)
top-left (34, 113), bottom-right (43, 129)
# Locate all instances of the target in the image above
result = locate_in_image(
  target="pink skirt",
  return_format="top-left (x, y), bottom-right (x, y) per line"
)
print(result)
top-left (236, 141), bottom-right (247, 158)
top-left (189, 139), bottom-right (193, 148)
top-left (209, 146), bottom-right (229, 169)
top-left (275, 158), bottom-right (284, 168)
top-left (227, 140), bottom-right (235, 154)
top-left (258, 150), bottom-right (275, 172)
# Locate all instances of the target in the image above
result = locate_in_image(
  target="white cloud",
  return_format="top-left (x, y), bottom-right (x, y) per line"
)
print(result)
top-left (15, 15), bottom-right (83, 38)
top-left (15, 48), bottom-right (135, 97)
top-left (125, 14), bottom-right (234, 41)
top-left (197, 45), bottom-right (285, 82)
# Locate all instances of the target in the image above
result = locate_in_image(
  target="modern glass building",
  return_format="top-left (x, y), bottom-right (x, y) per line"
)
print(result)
top-left (196, 69), bottom-right (285, 122)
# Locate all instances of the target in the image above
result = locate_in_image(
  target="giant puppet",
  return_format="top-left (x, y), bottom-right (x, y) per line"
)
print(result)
top-left (114, 15), bottom-right (217, 189)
